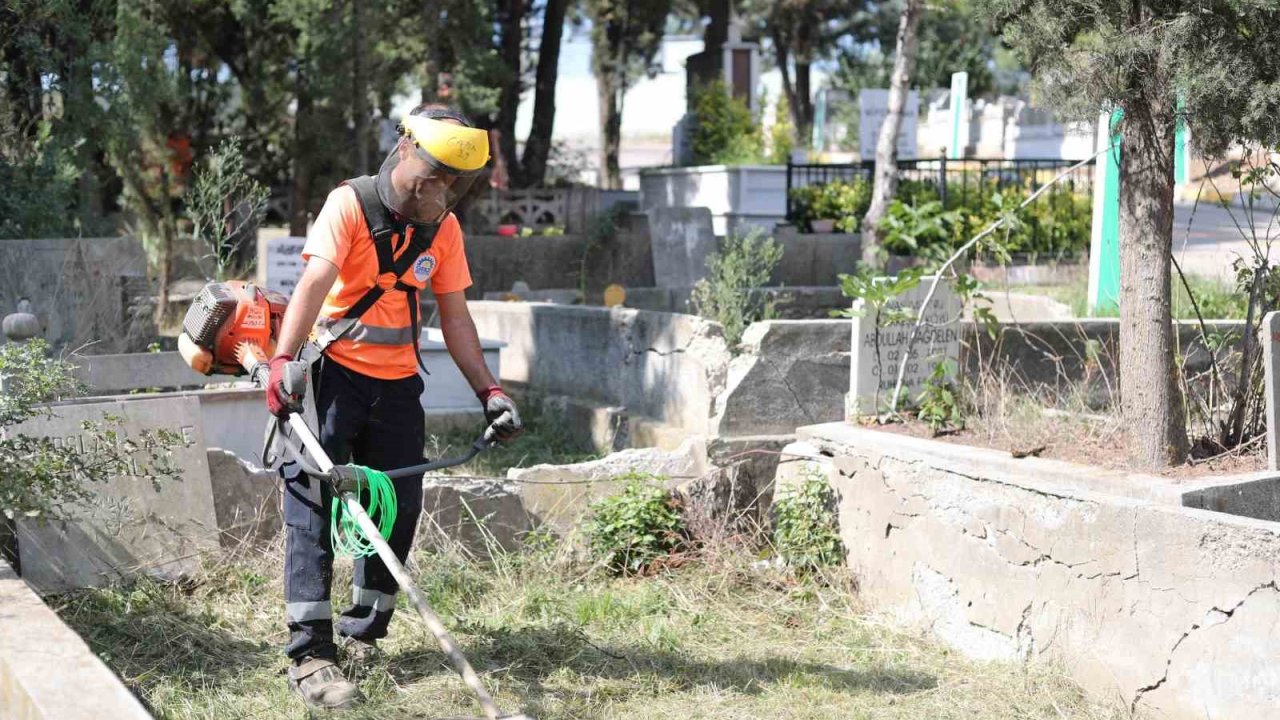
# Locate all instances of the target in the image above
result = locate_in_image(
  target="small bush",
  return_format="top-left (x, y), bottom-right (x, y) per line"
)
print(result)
top-left (772, 469), bottom-right (844, 571)
top-left (916, 361), bottom-right (964, 434)
top-left (689, 80), bottom-right (763, 166)
top-left (691, 227), bottom-right (784, 348)
top-left (788, 179), bottom-right (872, 233)
top-left (586, 473), bottom-right (684, 575)
top-left (186, 136), bottom-right (268, 281)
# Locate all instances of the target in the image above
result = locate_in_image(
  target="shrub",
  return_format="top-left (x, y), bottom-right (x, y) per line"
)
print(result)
top-left (691, 227), bottom-right (784, 348)
top-left (0, 340), bottom-right (184, 518)
top-left (916, 361), bottom-right (964, 434)
top-left (586, 473), bottom-right (685, 575)
top-left (785, 178), bottom-right (874, 234)
top-left (878, 199), bottom-right (961, 262)
top-left (186, 136), bottom-right (269, 281)
top-left (689, 80), bottom-right (763, 166)
top-left (772, 469), bottom-right (844, 571)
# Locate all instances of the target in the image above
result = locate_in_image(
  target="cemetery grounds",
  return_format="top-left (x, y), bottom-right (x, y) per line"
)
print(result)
top-left (50, 420), bottom-right (1130, 720)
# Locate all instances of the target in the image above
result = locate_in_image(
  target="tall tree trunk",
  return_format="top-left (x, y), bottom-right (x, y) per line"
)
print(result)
top-left (289, 71), bottom-right (314, 236)
top-left (597, 72), bottom-right (622, 190)
top-left (519, 0), bottom-right (567, 187)
top-left (351, 0), bottom-right (369, 175)
top-left (793, 60), bottom-right (814, 145)
top-left (703, 0), bottom-right (730, 51)
top-left (1119, 90), bottom-right (1188, 468)
top-left (860, 0), bottom-right (922, 267)
top-left (419, 0), bottom-right (441, 103)
top-left (496, 0), bottom-right (524, 187)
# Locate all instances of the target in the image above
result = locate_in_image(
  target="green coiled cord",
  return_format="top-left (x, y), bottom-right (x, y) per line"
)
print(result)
top-left (330, 465), bottom-right (398, 558)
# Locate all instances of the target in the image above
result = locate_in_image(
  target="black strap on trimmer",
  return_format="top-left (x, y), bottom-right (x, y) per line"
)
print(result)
top-left (327, 175), bottom-right (439, 376)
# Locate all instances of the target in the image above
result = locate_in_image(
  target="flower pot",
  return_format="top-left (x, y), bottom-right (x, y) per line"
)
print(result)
top-left (810, 218), bottom-right (836, 233)
top-left (496, 224), bottom-right (518, 237)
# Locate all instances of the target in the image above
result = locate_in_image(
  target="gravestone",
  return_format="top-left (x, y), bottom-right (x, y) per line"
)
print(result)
top-left (14, 396), bottom-right (220, 592)
top-left (859, 89), bottom-right (920, 160)
top-left (846, 275), bottom-right (962, 418)
top-left (262, 236), bottom-right (308, 296)
top-left (647, 207), bottom-right (716, 288)
top-left (1264, 312), bottom-right (1280, 470)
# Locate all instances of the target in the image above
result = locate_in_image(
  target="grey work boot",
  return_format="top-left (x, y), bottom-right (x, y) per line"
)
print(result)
top-left (338, 635), bottom-right (383, 669)
top-left (288, 657), bottom-right (363, 711)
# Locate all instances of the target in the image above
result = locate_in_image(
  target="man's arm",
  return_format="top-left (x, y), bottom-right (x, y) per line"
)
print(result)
top-left (275, 257), bottom-right (339, 357)
top-left (436, 290), bottom-right (497, 390)
top-left (437, 290), bottom-right (523, 440)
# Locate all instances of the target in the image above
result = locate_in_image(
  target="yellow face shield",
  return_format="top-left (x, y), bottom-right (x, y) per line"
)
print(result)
top-left (400, 115), bottom-right (490, 173)
top-left (375, 112), bottom-right (490, 224)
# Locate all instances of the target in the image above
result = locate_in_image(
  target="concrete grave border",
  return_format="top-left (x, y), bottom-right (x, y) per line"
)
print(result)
top-left (0, 559), bottom-right (152, 719)
top-left (780, 422), bottom-right (1280, 719)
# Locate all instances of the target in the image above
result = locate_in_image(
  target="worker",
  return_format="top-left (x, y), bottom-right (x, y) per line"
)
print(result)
top-left (265, 103), bottom-right (523, 710)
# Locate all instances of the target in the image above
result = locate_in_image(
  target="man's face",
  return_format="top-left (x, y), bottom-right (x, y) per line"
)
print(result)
top-left (389, 119), bottom-right (462, 222)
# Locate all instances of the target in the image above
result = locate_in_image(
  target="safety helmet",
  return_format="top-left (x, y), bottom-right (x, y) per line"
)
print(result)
top-left (375, 106), bottom-right (489, 224)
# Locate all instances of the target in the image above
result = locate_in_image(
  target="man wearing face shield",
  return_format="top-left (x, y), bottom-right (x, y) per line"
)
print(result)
top-left (264, 104), bottom-right (524, 711)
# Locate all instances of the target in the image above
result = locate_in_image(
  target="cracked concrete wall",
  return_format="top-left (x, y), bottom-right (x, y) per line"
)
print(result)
top-left (468, 302), bottom-right (731, 436)
top-left (712, 320), bottom-right (850, 439)
top-left (780, 423), bottom-right (1280, 719)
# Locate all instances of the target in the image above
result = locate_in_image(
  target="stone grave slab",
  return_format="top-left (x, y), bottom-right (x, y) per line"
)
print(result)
top-left (262, 236), bottom-right (307, 296)
top-left (14, 395), bottom-right (219, 592)
top-left (847, 275), bottom-right (962, 417)
top-left (648, 206), bottom-right (716, 288)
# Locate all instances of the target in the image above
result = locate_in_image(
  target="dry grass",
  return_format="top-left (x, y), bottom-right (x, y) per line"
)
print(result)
top-left (52, 538), bottom-right (1132, 720)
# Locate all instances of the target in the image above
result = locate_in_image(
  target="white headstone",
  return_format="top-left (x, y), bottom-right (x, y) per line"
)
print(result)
top-left (846, 276), bottom-right (962, 418)
top-left (264, 236), bottom-right (308, 296)
top-left (647, 207), bottom-right (717, 289)
top-left (1264, 312), bottom-right (1280, 470)
top-left (14, 396), bottom-right (220, 592)
top-left (859, 89), bottom-right (920, 160)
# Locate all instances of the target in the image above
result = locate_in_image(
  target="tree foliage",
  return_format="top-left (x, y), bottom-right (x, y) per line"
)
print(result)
top-left (835, 0), bottom-right (1001, 97)
top-left (585, 0), bottom-right (671, 189)
top-left (973, 0), bottom-right (1280, 468)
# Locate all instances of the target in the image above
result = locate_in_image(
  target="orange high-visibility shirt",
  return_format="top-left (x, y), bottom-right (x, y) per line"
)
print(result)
top-left (301, 185), bottom-right (472, 380)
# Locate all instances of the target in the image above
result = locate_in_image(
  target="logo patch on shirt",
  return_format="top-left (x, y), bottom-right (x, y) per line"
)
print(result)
top-left (413, 254), bottom-right (437, 282)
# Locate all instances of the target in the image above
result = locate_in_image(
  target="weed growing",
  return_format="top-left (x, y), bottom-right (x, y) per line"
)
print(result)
top-left (585, 473), bottom-right (685, 574)
top-left (53, 538), bottom-right (1131, 720)
top-left (772, 469), bottom-right (845, 572)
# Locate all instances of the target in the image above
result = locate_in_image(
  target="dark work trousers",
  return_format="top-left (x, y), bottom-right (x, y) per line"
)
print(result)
top-left (282, 356), bottom-right (426, 662)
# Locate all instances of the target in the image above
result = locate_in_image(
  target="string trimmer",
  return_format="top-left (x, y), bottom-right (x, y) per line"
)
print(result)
top-left (178, 280), bottom-right (531, 720)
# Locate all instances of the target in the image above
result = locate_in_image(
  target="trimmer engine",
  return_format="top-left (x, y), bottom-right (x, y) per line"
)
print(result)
top-left (178, 281), bottom-right (288, 376)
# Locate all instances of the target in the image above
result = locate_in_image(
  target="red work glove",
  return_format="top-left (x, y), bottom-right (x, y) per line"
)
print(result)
top-left (266, 353), bottom-right (301, 418)
top-left (478, 385), bottom-right (523, 442)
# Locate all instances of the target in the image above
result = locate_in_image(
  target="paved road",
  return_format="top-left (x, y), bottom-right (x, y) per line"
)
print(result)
top-left (1173, 201), bottom-right (1280, 280)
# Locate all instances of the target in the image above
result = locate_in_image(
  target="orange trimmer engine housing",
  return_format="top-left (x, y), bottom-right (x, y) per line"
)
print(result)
top-left (179, 281), bottom-right (288, 376)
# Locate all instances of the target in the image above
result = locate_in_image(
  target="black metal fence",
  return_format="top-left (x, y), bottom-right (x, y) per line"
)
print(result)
top-left (785, 157), bottom-right (1096, 222)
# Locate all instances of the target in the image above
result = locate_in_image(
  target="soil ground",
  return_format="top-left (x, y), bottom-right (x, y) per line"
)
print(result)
top-left (872, 413), bottom-right (1265, 480)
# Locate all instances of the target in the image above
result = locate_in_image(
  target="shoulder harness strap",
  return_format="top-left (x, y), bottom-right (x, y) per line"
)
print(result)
top-left (315, 176), bottom-right (440, 377)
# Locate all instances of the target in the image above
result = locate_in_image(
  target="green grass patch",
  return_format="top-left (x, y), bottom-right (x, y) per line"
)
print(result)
top-left (53, 543), bottom-right (1130, 719)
